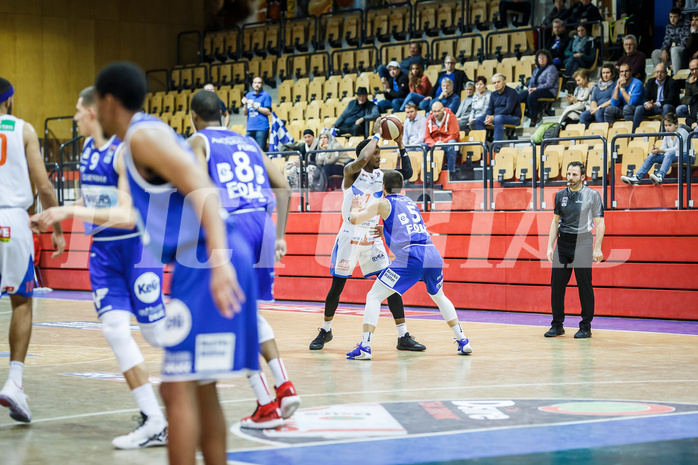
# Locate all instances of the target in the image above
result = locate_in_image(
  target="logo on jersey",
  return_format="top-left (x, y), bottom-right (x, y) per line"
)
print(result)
top-left (561, 197), bottom-right (568, 207)
top-left (216, 162), bottom-right (234, 183)
top-left (381, 269), bottom-right (401, 287)
top-left (0, 226), bottom-right (10, 242)
top-left (372, 252), bottom-right (386, 262)
top-left (163, 299), bottom-right (193, 346)
top-left (134, 272), bottom-right (161, 304)
top-left (93, 288), bottom-right (109, 310)
top-left (195, 333), bottom-right (235, 372)
top-left (0, 120), bottom-right (15, 132)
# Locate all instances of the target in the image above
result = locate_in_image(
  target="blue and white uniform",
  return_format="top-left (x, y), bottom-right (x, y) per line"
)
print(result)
top-left (377, 195), bottom-right (444, 295)
top-left (123, 113), bottom-right (259, 381)
top-left (80, 136), bottom-right (165, 324)
top-left (193, 127), bottom-right (276, 303)
top-left (330, 169), bottom-right (391, 277)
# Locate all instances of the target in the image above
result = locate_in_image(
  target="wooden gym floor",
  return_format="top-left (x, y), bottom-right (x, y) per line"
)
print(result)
top-left (1, 291), bottom-right (697, 465)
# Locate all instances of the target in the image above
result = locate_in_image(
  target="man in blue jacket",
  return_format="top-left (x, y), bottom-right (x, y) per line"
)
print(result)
top-left (475, 73), bottom-right (521, 142)
top-left (604, 63), bottom-right (645, 124)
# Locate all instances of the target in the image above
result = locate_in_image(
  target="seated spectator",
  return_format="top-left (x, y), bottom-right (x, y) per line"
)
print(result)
top-left (315, 130), bottom-right (352, 190)
top-left (559, 69), bottom-right (596, 126)
top-left (677, 58), bottom-right (698, 117)
top-left (621, 113), bottom-right (693, 185)
top-left (476, 73), bottom-right (522, 141)
top-left (422, 78), bottom-right (460, 113)
top-left (402, 102), bottom-right (427, 149)
top-left (203, 82), bottom-right (230, 127)
top-left (377, 42), bottom-right (427, 80)
top-left (564, 25), bottom-right (597, 76)
top-left (425, 102), bottom-right (460, 176)
top-left (580, 64), bottom-right (618, 127)
top-left (617, 35), bottom-right (647, 81)
top-left (332, 87), bottom-right (379, 137)
top-left (400, 63), bottom-right (433, 111)
top-left (466, 76), bottom-right (491, 131)
top-left (378, 61), bottom-right (409, 113)
top-left (421, 57), bottom-right (468, 110)
top-left (282, 129), bottom-right (320, 189)
top-left (651, 7), bottom-right (689, 74)
top-left (497, 0), bottom-right (532, 28)
top-left (543, 0), bottom-right (571, 28)
top-left (631, 63), bottom-right (681, 131)
top-left (604, 63), bottom-right (645, 124)
top-left (565, 0), bottom-right (602, 25)
top-left (548, 19), bottom-right (571, 69)
top-left (518, 50), bottom-right (559, 127)
top-left (455, 82), bottom-right (476, 132)
top-left (685, 12), bottom-right (698, 63)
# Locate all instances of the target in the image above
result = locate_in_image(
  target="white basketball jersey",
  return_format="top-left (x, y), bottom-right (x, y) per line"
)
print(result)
top-left (340, 168), bottom-right (384, 244)
top-left (0, 115), bottom-right (32, 209)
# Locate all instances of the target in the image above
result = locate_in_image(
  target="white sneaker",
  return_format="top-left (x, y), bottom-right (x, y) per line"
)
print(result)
top-left (0, 380), bottom-right (31, 423)
top-left (649, 173), bottom-right (663, 185)
top-left (621, 175), bottom-right (640, 185)
top-left (112, 412), bottom-right (168, 449)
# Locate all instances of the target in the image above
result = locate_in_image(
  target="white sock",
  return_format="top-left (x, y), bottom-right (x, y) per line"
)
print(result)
top-left (362, 332), bottom-right (372, 347)
top-left (451, 323), bottom-right (466, 340)
top-left (322, 320), bottom-right (332, 332)
top-left (396, 323), bottom-right (407, 337)
top-left (268, 358), bottom-right (289, 386)
top-left (248, 372), bottom-right (273, 406)
top-left (132, 383), bottom-right (164, 421)
top-left (8, 361), bottom-right (23, 387)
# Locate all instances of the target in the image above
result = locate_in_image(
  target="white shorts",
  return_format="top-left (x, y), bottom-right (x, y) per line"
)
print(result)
top-left (0, 208), bottom-right (35, 297)
top-left (330, 227), bottom-right (390, 278)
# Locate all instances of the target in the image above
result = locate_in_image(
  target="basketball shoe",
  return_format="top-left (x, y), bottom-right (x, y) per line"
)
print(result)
top-left (396, 332), bottom-right (426, 351)
top-left (275, 381), bottom-right (301, 419)
top-left (456, 338), bottom-right (472, 355)
top-left (309, 328), bottom-right (333, 350)
top-left (240, 401), bottom-right (284, 429)
top-left (346, 342), bottom-right (372, 360)
top-left (0, 380), bottom-right (31, 423)
top-left (112, 412), bottom-right (168, 449)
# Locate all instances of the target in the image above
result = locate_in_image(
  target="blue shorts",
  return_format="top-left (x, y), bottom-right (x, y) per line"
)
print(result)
top-left (88, 235), bottom-right (165, 325)
top-left (378, 244), bottom-right (444, 296)
top-left (161, 230), bottom-right (259, 382)
top-left (227, 210), bottom-right (275, 302)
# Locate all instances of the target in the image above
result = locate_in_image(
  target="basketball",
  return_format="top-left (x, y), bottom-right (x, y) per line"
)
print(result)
top-left (379, 115), bottom-right (403, 141)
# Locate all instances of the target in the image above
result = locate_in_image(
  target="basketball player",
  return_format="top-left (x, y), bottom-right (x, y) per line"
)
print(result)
top-left (32, 87), bottom-right (168, 448)
top-left (0, 77), bottom-right (65, 423)
top-left (188, 90), bottom-right (300, 429)
top-left (346, 170), bottom-right (472, 360)
top-left (310, 117), bottom-right (426, 352)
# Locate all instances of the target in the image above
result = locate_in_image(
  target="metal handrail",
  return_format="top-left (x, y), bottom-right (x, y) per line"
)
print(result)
top-left (267, 151), bottom-right (306, 212)
top-left (430, 33), bottom-right (485, 66)
top-left (329, 45), bottom-right (380, 75)
top-left (378, 40), bottom-right (430, 67)
top-left (241, 20), bottom-right (282, 57)
top-left (58, 161), bottom-right (82, 206)
top-left (210, 60), bottom-right (248, 87)
top-left (176, 30), bottom-right (202, 65)
top-left (427, 142), bottom-right (489, 211)
top-left (58, 135), bottom-right (84, 167)
top-left (145, 69), bottom-right (171, 93)
top-left (485, 27), bottom-right (541, 61)
top-left (318, 9), bottom-right (364, 47)
top-left (286, 51), bottom-right (331, 81)
top-left (489, 140), bottom-right (537, 210)
top-left (281, 16), bottom-right (318, 53)
top-left (43, 116), bottom-right (77, 163)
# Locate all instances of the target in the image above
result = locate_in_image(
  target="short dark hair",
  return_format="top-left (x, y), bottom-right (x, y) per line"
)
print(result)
top-left (95, 62), bottom-right (147, 112)
top-left (356, 138), bottom-right (371, 157)
top-left (692, 12), bottom-right (698, 19)
top-left (567, 161), bottom-right (585, 173)
top-left (383, 170), bottom-right (404, 194)
top-left (411, 42), bottom-right (422, 53)
top-left (190, 90), bottom-right (222, 122)
top-left (670, 6), bottom-right (683, 15)
top-left (663, 112), bottom-right (679, 125)
top-left (535, 49), bottom-right (553, 67)
top-left (0, 77), bottom-right (11, 97)
top-left (475, 75), bottom-right (487, 85)
top-left (79, 86), bottom-right (96, 107)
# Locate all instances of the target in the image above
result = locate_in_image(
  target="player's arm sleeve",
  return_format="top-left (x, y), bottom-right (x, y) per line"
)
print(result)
top-left (396, 148), bottom-right (413, 180)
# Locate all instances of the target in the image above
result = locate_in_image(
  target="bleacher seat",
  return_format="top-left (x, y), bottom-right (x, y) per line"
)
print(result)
top-left (542, 144), bottom-right (563, 181)
top-left (587, 147), bottom-right (609, 180)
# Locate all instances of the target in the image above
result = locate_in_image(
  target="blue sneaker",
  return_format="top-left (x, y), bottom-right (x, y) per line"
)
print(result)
top-left (456, 338), bottom-right (472, 355)
top-left (346, 342), bottom-right (372, 360)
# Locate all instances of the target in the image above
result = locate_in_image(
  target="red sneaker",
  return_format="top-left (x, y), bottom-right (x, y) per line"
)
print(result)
top-left (240, 401), bottom-right (283, 429)
top-left (275, 381), bottom-right (301, 419)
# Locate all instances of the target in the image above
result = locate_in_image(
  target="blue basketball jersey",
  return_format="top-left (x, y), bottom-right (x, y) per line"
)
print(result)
top-left (80, 136), bottom-right (138, 239)
top-left (383, 195), bottom-right (432, 257)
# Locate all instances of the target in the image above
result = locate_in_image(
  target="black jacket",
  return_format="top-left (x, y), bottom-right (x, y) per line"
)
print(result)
top-left (644, 76), bottom-right (681, 108)
top-left (334, 99), bottom-right (380, 128)
top-left (548, 34), bottom-right (571, 63)
top-left (384, 72), bottom-right (409, 101)
top-left (566, 1), bottom-right (602, 25)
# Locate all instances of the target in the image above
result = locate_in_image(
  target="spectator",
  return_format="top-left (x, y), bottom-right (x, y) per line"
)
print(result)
top-left (455, 82), bottom-right (476, 132)
top-left (580, 64), bottom-right (618, 127)
top-left (604, 63), bottom-right (645, 124)
top-left (421, 56), bottom-right (468, 109)
top-left (422, 77), bottom-right (460, 113)
top-left (565, 0), bottom-right (602, 25)
top-left (425, 102), bottom-right (460, 176)
top-left (476, 73), bottom-right (522, 141)
top-left (564, 25), bottom-right (597, 76)
top-left (684, 12), bottom-right (698, 62)
top-left (332, 87), bottom-right (379, 136)
top-left (621, 113), bottom-right (692, 185)
top-left (242, 76), bottom-right (272, 150)
top-left (497, 0), bottom-right (532, 28)
top-left (203, 82), bottom-right (230, 128)
top-left (651, 7), bottom-right (689, 74)
top-left (543, 0), bottom-right (572, 28)
top-left (316, 130), bottom-right (352, 189)
top-left (402, 103), bottom-right (427, 149)
top-left (467, 76), bottom-right (491, 131)
top-left (548, 19), bottom-right (572, 69)
top-left (617, 35), bottom-right (647, 81)
top-left (519, 50), bottom-right (559, 127)
top-left (677, 58), bottom-right (698, 117)
top-left (282, 129), bottom-right (320, 189)
top-left (378, 61), bottom-right (409, 113)
top-left (559, 69), bottom-right (596, 126)
top-left (400, 63), bottom-right (433, 111)
top-left (631, 63), bottom-right (681, 131)
top-left (378, 42), bottom-right (427, 80)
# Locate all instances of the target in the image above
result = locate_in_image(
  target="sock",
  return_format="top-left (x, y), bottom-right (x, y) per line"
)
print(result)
top-left (322, 320), bottom-right (332, 332)
top-left (268, 358), bottom-right (289, 386)
top-left (362, 332), bottom-right (372, 347)
top-left (451, 323), bottom-right (466, 340)
top-left (248, 372), bottom-right (273, 406)
top-left (8, 361), bottom-right (23, 387)
top-left (396, 323), bottom-right (407, 337)
top-left (132, 383), bottom-right (164, 421)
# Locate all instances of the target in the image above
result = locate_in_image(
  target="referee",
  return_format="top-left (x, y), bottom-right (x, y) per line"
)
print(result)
top-left (545, 161), bottom-right (605, 339)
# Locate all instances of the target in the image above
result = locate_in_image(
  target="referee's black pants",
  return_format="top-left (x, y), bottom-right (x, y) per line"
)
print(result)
top-left (551, 232), bottom-right (594, 330)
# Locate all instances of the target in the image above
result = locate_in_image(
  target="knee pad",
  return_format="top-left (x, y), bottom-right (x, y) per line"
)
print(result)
top-left (364, 281), bottom-right (394, 327)
top-left (100, 311), bottom-right (145, 373)
top-left (140, 318), bottom-right (167, 348)
top-left (257, 313), bottom-right (275, 344)
top-left (430, 288), bottom-right (458, 323)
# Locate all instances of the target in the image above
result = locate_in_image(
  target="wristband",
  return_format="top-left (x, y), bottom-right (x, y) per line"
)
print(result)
top-left (399, 148), bottom-right (407, 156)
top-left (373, 133), bottom-right (381, 141)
